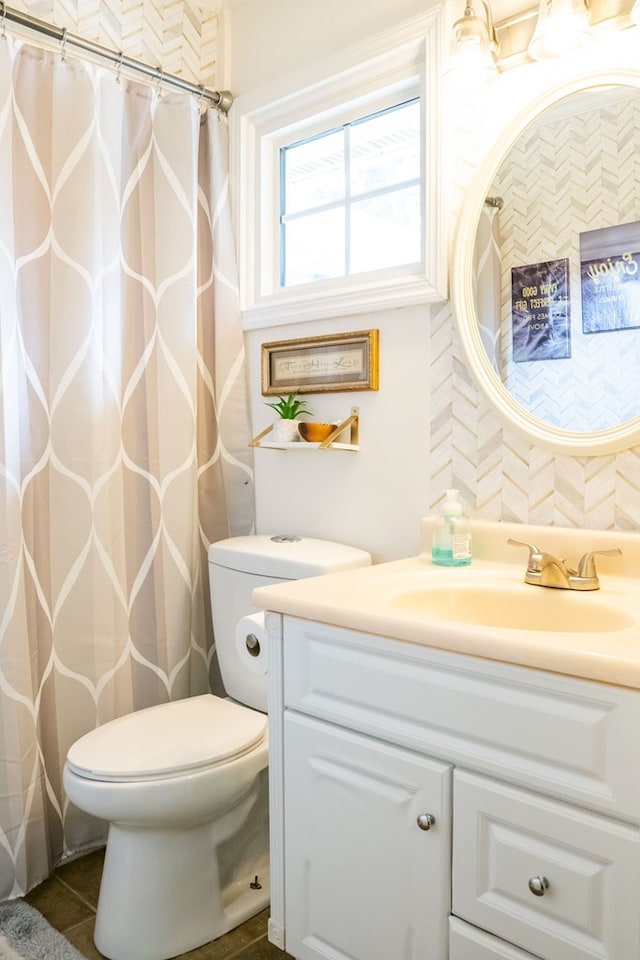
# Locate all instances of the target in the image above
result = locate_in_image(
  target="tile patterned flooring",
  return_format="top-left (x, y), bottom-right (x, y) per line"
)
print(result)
top-left (22, 848), bottom-right (294, 960)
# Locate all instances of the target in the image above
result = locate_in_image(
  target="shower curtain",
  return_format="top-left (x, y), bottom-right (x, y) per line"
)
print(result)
top-left (0, 36), bottom-right (254, 898)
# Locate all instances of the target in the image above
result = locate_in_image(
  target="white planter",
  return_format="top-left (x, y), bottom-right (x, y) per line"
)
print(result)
top-left (271, 419), bottom-right (300, 443)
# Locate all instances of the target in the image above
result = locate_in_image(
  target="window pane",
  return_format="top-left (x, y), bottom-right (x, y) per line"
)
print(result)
top-left (350, 186), bottom-right (421, 274)
top-left (350, 101), bottom-right (420, 197)
top-left (282, 208), bottom-right (345, 286)
top-left (279, 98), bottom-right (423, 288)
top-left (283, 130), bottom-right (345, 215)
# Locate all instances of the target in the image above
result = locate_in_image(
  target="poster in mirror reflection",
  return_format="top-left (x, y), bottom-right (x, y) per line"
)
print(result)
top-left (511, 258), bottom-right (571, 362)
top-left (580, 220), bottom-right (640, 333)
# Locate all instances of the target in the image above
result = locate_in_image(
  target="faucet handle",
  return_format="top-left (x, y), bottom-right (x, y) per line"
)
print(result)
top-left (507, 538), bottom-right (541, 553)
top-left (507, 538), bottom-right (542, 570)
top-left (577, 548), bottom-right (622, 579)
top-left (507, 538), bottom-right (574, 586)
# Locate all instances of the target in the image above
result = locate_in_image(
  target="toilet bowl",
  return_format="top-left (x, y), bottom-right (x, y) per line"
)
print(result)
top-left (64, 695), bottom-right (270, 960)
top-left (63, 534), bottom-right (371, 960)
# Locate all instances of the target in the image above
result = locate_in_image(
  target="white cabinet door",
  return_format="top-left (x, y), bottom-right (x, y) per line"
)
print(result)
top-left (283, 711), bottom-right (451, 960)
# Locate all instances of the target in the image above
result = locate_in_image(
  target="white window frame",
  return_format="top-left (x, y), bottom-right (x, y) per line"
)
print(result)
top-left (231, 9), bottom-right (446, 331)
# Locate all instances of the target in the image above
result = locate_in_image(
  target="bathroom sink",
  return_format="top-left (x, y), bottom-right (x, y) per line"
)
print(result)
top-left (389, 582), bottom-right (635, 633)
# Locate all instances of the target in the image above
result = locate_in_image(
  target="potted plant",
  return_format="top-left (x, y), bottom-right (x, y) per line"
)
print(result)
top-left (265, 393), bottom-right (312, 442)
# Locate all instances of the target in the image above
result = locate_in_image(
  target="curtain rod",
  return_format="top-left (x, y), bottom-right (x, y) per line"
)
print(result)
top-left (0, 1), bottom-right (233, 113)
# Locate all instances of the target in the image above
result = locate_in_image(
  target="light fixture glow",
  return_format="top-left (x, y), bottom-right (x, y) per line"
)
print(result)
top-left (449, 1), bottom-right (500, 83)
top-left (631, 0), bottom-right (640, 24)
top-left (528, 0), bottom-right (593, 59)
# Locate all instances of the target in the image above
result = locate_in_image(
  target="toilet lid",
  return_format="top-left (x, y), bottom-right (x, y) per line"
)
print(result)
top-left (66, 695), bottom-right (267, 782)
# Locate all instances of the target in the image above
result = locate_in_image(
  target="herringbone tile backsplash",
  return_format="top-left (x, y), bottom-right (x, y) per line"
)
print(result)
top-left (10, 0), bottom-right (218, 85)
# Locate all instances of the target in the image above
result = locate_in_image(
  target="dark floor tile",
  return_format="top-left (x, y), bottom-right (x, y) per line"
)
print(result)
top-left (233, 937), bottom-right (294, 960)
top-left (55, 848), bottom-right (105, 909)
top-left (179, 909), bottom-right (270, 959)
top-left (183, 936), bottom-right (292, 960)
top-left (24, 875), bottom-right (94, 932)
top-left (64, 917), bottom-right (106, 960)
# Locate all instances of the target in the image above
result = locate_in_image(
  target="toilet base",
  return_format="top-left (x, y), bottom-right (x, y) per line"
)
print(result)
top-left (94, 781), bottom-right (270, 960)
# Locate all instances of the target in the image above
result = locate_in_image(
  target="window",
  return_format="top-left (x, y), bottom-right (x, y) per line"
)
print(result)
top-left (280, 99), bottom-right (421, 287)
top-left (233, 12), bottom-right (445, 329)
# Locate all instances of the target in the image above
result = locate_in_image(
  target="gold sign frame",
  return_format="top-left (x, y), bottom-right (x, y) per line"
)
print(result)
top-left (261, 329), bottom-right (379, 396)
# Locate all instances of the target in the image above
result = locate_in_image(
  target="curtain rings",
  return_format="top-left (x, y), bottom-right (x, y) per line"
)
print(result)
top-left (155, 69), bottom-right (164, 99)
top-left (197, 85), bottom-right (207, 118)
top-left (60, 27), bottom-right (68, 62)
top-left (115, 51), bottom-right (124, 84)
top-left (1, 2), bottom-right (7, 40)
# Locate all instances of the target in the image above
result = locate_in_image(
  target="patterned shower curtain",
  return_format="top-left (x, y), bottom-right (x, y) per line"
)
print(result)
top-left (0, 36), bottom-right (254, 898)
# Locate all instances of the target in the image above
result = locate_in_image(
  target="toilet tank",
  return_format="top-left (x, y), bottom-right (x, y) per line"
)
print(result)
top-left (208, 535), bottom-right (371, 712)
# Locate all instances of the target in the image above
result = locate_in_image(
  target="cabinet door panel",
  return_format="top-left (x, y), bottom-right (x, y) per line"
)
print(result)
top-left (284, 712), bottom-right (451, 960)
top-left (453, 770), bottom-right (640, 960)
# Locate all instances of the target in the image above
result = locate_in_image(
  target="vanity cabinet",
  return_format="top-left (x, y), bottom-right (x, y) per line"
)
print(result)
top-left (270, 616), bottom-right (640, 960)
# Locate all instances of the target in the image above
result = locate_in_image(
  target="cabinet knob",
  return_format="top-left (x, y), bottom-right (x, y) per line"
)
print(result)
top-left (528, 875), bottom-right (550, 897)
top-left (416, 813), bottom-right (436, 831)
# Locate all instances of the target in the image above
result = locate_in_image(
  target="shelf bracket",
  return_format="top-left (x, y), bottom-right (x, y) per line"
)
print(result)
top-left (248, 423), bottom-right (274, 447)
top-left (319, 407), bottom-right (359, 448)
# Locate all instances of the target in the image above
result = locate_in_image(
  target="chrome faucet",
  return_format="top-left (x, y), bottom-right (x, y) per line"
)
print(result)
top-left (507, 539), bottom-right (622, 590)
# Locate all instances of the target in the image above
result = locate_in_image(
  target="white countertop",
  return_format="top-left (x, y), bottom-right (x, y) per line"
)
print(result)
top-left (252, 520), bottom-right (640, 690)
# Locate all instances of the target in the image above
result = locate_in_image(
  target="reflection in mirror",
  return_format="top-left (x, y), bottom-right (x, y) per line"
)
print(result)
top-left (474, 85), bottom-right (640, 433)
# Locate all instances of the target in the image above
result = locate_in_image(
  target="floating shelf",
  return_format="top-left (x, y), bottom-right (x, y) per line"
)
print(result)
top-left (249, 407), bottom-right (359, 451)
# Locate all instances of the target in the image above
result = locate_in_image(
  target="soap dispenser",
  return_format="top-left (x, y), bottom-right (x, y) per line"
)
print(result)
top-left (431, 489), bottom-right (472, 567)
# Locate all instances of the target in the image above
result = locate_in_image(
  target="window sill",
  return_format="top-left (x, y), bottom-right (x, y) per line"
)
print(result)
top-left (242, 273), bottom-right (446, 331)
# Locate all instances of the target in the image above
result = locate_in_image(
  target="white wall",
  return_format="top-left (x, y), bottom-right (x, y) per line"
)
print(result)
top-left (226, 0), bottom-right (640, 563)
top-left (246, 310), bottom-right (432, 563)
top-left (221, 0), bottom-right (435, 96)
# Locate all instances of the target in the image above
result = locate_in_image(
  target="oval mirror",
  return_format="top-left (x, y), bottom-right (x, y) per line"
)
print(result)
top-left (452, 68), bottom-right (640, 455)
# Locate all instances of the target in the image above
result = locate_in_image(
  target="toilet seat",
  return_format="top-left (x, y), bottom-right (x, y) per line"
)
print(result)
top-left (66, 694), bottom-right (267, 782)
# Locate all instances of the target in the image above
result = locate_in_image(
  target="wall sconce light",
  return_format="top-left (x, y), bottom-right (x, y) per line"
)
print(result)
top-left (528, 0), bottom-right (593, 59)
top-left (449, 0), bottom-right (500, 82)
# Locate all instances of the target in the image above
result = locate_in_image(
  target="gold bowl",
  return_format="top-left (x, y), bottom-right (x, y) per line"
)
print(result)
top-left (298, 422), bottom-right (336, 443)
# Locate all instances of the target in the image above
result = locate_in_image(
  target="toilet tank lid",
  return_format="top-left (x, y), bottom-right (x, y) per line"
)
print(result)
top-left (65, 695), bottom-right (267, 781)
top-left (208, 535), bottom-right (371, 579)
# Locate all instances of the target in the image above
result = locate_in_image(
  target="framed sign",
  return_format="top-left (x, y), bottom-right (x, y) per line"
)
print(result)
top-left (511, 259), bottom-right (571, 362)
top-left (580, 220), bottom-right (640, 333)
top-left (261, 330), bottom-right (379, 395)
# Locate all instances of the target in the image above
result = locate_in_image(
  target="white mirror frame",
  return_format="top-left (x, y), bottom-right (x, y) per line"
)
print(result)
top-left (452, 65), bottom-right (640, 456)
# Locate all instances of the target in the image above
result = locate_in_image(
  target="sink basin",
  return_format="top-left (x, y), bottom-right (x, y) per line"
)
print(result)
top-left (390, 583), bottom-right (635, 633)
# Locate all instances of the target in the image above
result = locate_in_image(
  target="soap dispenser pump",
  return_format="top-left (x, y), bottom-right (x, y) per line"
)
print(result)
top-left (431, 489), bottom-right (472, 567)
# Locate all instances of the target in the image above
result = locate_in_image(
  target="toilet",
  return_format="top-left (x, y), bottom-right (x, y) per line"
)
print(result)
top-left (63, 534), bottom-right (371, 960)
